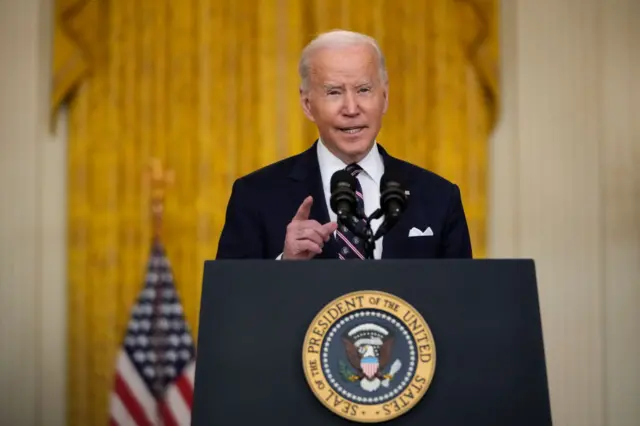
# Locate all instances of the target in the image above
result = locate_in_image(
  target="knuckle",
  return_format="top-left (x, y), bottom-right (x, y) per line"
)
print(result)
top-left (287, 222), bottom-right (299, 236)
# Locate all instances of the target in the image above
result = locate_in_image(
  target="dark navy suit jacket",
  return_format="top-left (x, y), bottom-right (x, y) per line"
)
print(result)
top-left (216, 142), bottom-right (472, 259)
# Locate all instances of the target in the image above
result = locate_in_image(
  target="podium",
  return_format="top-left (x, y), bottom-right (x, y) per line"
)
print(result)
top-left (192, 259), bottom-right (552, 425)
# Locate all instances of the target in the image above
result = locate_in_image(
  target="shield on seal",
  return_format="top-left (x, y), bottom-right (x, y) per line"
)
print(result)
top-left (361, 356), bottom-right (379, 379)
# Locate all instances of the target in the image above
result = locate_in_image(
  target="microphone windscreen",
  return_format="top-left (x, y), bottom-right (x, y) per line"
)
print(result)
top-left (380, 172), bottom-right (402, 191)
top-left (380, 172), bottom-right (407, 215)
top-left (331, 170), bottom-right (358, 193)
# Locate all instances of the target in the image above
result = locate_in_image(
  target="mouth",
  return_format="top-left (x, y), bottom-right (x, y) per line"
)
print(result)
top-left (338, 126), bottom-right (367, 135)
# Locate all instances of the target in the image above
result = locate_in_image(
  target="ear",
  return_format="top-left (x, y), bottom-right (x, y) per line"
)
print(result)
top-left (382, 83), bottom-right (389, 114)
top-left (299, 88), bottom-right (316, 122)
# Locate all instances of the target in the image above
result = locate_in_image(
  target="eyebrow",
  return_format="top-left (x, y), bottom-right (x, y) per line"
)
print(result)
top-left (322, 82), bottom-right (372, 90)
top-left (323, 84), bottom-right (344, 91)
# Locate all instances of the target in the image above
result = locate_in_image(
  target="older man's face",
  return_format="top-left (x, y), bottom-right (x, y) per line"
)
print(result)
top-left (301, 44), bottom-right (388, 164)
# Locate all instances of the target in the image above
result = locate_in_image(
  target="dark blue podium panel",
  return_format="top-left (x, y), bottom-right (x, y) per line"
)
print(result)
top-left (192, 259), bottom-right (552, 426)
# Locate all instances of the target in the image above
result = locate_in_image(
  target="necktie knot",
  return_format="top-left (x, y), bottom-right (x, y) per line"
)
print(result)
top-left (346, 163), bottom-right (363, 177)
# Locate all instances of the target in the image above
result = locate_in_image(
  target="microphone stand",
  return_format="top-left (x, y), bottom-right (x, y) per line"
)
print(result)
top-left (339, 208), bottom-right (393, 260)
top-left (333, 177), bottom-right (407, 260)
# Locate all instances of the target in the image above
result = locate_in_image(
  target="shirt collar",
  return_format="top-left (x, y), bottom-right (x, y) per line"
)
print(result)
top-left (316, 138), bottom-right (384, 190)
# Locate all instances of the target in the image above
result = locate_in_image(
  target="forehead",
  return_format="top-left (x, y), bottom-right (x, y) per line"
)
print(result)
top-left (308, 44), bottom-right (380, 85)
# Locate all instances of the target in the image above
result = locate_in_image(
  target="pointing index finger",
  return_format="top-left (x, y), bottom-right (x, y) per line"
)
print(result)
top-left (293, 196), bottom-right (313, 221)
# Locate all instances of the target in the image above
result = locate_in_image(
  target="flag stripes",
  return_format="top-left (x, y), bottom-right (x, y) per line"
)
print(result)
top-left (108, 242), bottom-right (196, 425)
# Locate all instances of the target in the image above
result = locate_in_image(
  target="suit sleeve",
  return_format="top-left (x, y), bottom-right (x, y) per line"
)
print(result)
top-left (216, 178), bottom-right (266, 259)
top-left (441, 184), bottom-right (473, 258)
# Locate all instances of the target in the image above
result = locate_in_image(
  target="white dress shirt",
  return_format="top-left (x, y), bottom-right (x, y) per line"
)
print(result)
top-left (316, 139), bottom-right (385, 259)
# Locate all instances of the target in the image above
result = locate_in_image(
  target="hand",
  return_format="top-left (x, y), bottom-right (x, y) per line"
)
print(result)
top-left (282, 196), bottom-right (337, 260)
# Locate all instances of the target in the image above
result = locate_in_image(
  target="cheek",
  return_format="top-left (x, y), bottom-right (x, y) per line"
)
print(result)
top-left (313, 105), bottom-right (340, 124)
top-left (363, 100), bottom-right (386, 116)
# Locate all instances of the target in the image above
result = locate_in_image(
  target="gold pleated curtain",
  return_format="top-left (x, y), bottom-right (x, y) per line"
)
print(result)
top-left (52, 1), bottom-right (498, 424)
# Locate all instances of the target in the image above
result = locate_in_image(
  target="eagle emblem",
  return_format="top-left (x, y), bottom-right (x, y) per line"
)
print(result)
top-left (340, 323), bottom-right (402, 392)
top-left (303, 292), bottom-right (436, 422)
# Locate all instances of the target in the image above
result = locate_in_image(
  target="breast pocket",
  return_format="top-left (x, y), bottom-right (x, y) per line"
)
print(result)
top-left (404, 234), bottom-right (440, 258)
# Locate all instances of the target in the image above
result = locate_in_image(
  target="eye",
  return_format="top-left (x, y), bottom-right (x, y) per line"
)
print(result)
top-left (328, 90), bottom-right (340, 96)
top-left (359, 87), bottom-right (371, 93)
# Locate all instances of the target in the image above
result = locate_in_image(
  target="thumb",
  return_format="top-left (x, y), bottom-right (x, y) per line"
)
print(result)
top-left (321, 221), bottom-right (338, 240)
top-left (293, 196), bottom-right (313, 221)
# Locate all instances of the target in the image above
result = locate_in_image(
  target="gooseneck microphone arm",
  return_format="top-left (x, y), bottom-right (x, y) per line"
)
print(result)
top-left (329, 170), bottom-right (408, 260)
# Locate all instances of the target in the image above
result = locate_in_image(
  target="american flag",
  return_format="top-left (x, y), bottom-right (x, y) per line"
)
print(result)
top-left (109, 241), bottom-right (196, 425)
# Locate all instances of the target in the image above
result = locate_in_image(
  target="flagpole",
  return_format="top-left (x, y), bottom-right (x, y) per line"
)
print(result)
top-left (148, 158), bottom-right (174, 244)
top-left (110, 160), bottom-right (194, 425)
top-left (146, 159), bottom-right (174, 426)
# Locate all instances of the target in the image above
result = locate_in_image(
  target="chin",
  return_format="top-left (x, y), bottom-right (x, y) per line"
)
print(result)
top-left (336, 143), bottom-right (368, 160)
top-left (336, 133), bottom-right (374, 155)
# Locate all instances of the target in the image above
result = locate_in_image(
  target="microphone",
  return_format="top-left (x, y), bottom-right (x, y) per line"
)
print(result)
top-left (379, 173), bottom-right (407, 221)
top-left (330, 170), bottom-right (359, 221)
top-left (373, 172), bottom-right (408, 239)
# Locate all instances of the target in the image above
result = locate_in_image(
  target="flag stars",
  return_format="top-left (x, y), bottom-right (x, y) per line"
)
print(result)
top-left (157, 318), bottom-right (170, 330)
top-left (143, 288), bottom-right (156, 299)
top-left (139, 320), bottom-right (151, 331)
top-left (114, 243), bottom-right (196, 412)
top-left (158, 304), bottom-right (184, 315)
top-left (133, 351), bottom-right (146, 363)
top-left (151, 258), bottom-right (166, 268)
top-left (133, 305), bottom-right (153, 316)
top-left (169, 334), bottom-right (180, 347)
top-left (143, 366), bottom-right (156, 378)
top-left (164, 366), bottom-right (176, 378)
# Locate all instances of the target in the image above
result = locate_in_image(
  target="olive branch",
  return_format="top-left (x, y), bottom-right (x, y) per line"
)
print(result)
top-left (338, 360), bottom-right (360, 382)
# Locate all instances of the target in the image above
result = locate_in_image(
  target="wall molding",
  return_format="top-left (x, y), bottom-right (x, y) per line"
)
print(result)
top-left (490, 1), bottom-right (640, 425)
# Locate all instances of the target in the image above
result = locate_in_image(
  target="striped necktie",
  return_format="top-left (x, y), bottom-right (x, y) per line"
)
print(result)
top-left (335, 163), bottom-right (368, 260)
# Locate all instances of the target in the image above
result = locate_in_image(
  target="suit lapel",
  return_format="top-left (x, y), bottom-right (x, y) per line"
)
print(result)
top-left (377, 146), bottom-right (415, 259)
top-left (288, 141), bottom-right (339, 259)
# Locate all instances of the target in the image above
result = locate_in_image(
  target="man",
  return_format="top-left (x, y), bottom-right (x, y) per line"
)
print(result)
top-left (216, 30), bottom-right (472, 260)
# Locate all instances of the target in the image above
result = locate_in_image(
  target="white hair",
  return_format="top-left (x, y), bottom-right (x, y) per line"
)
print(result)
top-left (298, 29), bottom-right (388, 92)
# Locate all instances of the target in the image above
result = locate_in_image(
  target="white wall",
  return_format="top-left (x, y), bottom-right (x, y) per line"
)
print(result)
top-left (490, 1), bottom-right (640, 425)
top-left (1, 0), bottom-right (638, 425)
top-left (0, 0), bottom-right (67, 425)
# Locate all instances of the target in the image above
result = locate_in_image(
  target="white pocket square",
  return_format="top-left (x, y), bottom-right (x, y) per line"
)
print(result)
top-left (408, 226), bottom-right (434, 237)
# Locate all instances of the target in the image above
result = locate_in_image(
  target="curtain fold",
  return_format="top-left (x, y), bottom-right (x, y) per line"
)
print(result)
top-left (52, 1), bottom-right (498, 424)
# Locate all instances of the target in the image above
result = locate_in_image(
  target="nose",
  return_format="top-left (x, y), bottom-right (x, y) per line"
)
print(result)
top-left (342, 91), bottom-right (359, 116)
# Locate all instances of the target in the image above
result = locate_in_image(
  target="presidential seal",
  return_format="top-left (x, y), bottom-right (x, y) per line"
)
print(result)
top-left (302, 291), bottom-right (436, 423)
